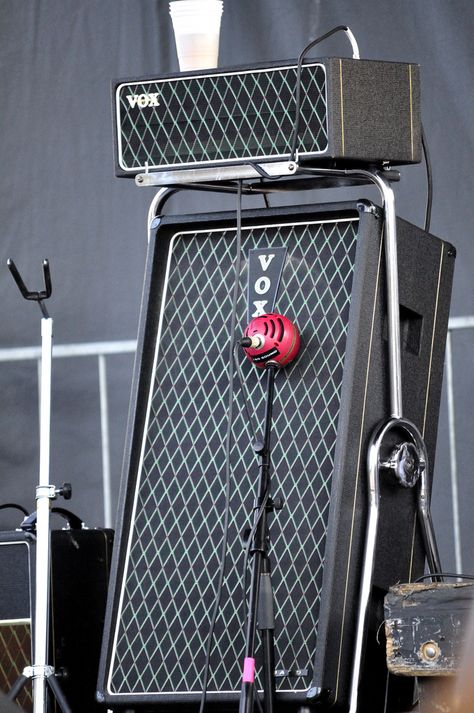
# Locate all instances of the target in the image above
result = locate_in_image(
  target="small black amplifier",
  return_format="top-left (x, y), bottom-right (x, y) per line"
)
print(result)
top-left (113, 57), bottom-right (421, 178)
top-left (0, 529), bottom-right (113, 713)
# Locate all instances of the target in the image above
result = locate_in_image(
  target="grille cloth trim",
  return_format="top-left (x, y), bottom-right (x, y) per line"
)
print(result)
top-left (116, 63), bottom-right (328, 171)
top-left (0, 623), bottom-right (32, 712)
top-left (108, 217), bottom-right (359, 697)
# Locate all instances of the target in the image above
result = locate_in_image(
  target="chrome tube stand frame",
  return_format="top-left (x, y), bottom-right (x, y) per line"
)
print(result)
top-left (295, 167), bottom-right (441, 712)
top-left (6, 260), bottom-right (72, 713)
top-left (143, 162), bottom-right (443, 713)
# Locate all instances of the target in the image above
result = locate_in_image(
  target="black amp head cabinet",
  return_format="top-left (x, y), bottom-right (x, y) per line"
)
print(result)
top-left (97, 202), bottom-right (454, 711)
top-left (0, 533), bottom-right (33, 712)
top-left (0, 529), bottom-right (113, 713)
top-left (113, 58), bottom-right (421, 177)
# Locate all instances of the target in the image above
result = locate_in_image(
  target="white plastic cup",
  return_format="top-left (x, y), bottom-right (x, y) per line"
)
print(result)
top-left (169, 0), bottom-right (223, 72)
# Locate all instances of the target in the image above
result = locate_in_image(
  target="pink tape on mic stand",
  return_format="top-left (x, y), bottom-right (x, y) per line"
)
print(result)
top-left (242, 657), bottom-right (255, 683)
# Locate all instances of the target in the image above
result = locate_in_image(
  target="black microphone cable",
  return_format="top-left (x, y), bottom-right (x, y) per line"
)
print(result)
top-left (415, 572), bottom-right (474, 583)
top-left (198, 185), bottom-right (270, 713)
top-left (233, 342), bottom-right (271, 631)
top-left (290, 25), bottom-right (359, 164)
top-left (289, 27), bottom-right (433, 234)
top-left (198, 179), bottom-right (245, 713)
top-left (233, 341), bottom-right (260, 445)
top-left (421, 123), bottom-right (433, 233)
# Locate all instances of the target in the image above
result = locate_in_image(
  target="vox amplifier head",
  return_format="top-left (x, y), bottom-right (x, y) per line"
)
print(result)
top-left (113, 57), bottom-right (421, 179)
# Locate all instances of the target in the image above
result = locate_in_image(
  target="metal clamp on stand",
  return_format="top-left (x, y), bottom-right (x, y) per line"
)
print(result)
top-left (6, 259), bottom-right (73, 713)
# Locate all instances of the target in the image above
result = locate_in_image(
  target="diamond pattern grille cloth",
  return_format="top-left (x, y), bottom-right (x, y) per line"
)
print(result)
top-left (118, 65), bottom-right (327, 169)
top-left (0, 624), bottom-right (32, 711)
top-left (110, 218), bottom-right (358, 695)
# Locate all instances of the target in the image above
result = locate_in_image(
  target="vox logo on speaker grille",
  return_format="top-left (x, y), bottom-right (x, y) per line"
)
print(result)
top-left (247, 246), bottom-right (287, 323)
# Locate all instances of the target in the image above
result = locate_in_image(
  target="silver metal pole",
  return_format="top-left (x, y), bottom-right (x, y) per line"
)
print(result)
top-left (37, 358), bottom-right (42, 433)
top-left (147, 187), bottom-right (177, 243)
top-left (98, 354), bottom-right (113, 529)
top-left (33, 316), bottom-right (54, 713)
top-left (296, 166), bottom-right (404, 418)
top-left (448, 315), bottom-right (474, 330)
top-left (445, 330), bottom-right (463, 575)
top-left (0, 339), bottom-right (137, 363)
top-left (373, 173), bottom-right (403, 419)
top-left (349, 418), bottom-right (383, 713)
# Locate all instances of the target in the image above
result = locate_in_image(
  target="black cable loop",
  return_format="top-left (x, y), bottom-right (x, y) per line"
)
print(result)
top-left (421, 123), bottom-right (433, 232)
top-left (289, 25), bottom-right (353, 163)
top-left (414, 572), bottom-right (474, 583)
top-left (233, 342), bottom-right (260, 446)
top-left (198, 180), bottom-right (244, 713)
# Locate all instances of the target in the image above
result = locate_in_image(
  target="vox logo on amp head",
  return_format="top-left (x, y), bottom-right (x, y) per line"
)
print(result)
top-left (125, 92), bottom-right (160, 108)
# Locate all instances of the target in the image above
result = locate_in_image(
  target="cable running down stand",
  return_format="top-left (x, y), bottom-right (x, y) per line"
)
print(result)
top-left (239, 363), bottom-right (280, 713)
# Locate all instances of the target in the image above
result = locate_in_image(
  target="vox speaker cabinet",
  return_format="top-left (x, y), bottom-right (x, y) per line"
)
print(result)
top-left (113, 57), bottom-right (421, 177)
top-left (0, 528), bottom-right (113, 713)
top-left (97, 202), bottom-right (454, 711)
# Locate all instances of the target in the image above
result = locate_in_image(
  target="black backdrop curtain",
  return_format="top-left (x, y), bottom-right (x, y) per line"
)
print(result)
top-left (0, 0), bottom-right (473, 570)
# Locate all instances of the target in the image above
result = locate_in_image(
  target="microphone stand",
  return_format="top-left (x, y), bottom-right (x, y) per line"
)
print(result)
top-left (239, 362), bottom-right (278, 713)
top-left (6, 260), bottom-right (72, 713)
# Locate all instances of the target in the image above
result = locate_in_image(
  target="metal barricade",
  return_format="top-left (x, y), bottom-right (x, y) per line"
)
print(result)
top-left (0, 317), bottom-right (471, 552)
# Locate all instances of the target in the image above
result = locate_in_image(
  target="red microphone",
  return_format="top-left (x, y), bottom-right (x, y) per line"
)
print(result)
top-left (241, 313), bottom-right (300, 368)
